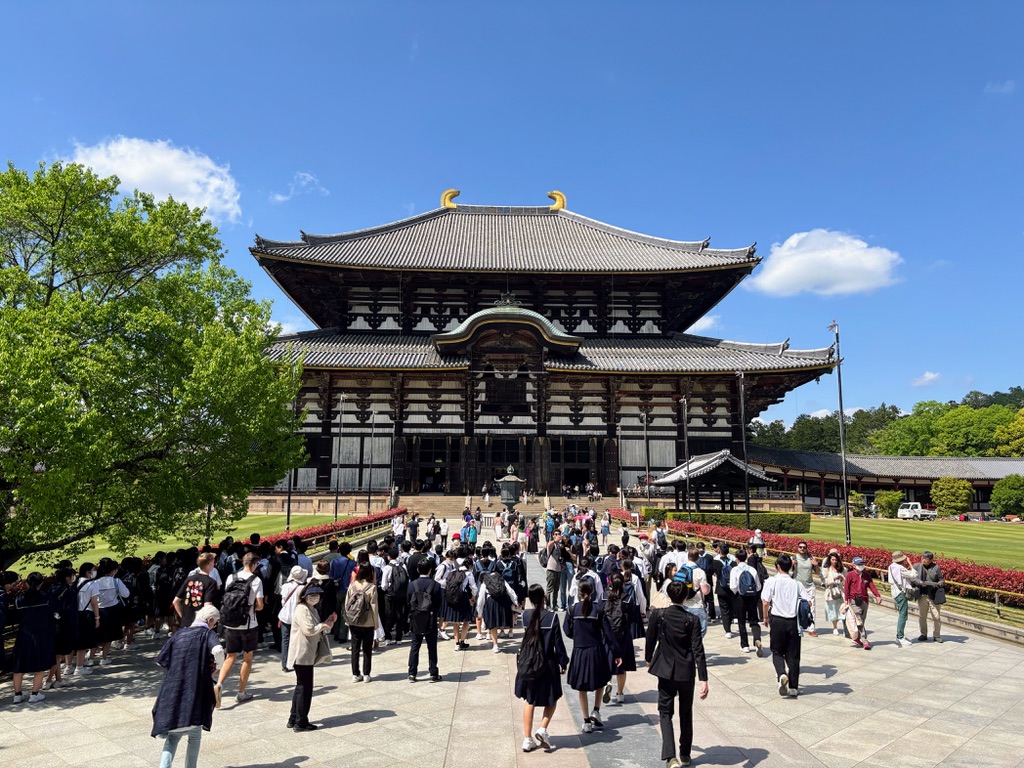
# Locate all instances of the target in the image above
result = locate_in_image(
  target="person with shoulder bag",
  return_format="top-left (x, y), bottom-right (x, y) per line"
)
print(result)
top-left (886, 551), bottom-right (919, 647)
top-left (645, 575), bottom-right (709, 768)
top-left (286, 583), bottom-right (337, 731)
top-left (914, 551), bottom-right (946, 643)
top-left (563, 579), bottom-right (619, 735)
top-left (517, 584), bottom-right (569, 753)
top-left (345, 564), bottom-right (379, 682)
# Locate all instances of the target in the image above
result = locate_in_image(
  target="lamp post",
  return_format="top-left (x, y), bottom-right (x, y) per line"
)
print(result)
top-left (333, 393), bottom-right (346, 523)
top-left (737, 371), bottom-right (751, 529)
top-left (286, 393), bottom-right (297, 531)
top-left (643, 411), bottom-right (652, 504)
top-left (682, 395), bottom-right (691, 522)
top-left (828, 320), bottom-right (852, 546)
top-left (367, 409), bottom-right (377, 515)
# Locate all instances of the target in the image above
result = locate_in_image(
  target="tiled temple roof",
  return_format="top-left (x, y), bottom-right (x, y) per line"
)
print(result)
top-left (253, 205), bottom-right (758, 274)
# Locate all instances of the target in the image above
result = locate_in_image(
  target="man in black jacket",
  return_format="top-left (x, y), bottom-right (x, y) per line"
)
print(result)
top-left (645, 579), bottom-right (710, 768)
top-left (406, 559), bottom-right (443, 683)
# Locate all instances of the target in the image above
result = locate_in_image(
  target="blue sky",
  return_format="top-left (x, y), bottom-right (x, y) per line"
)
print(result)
top-left (3, 3), bottom-right (1021, 425)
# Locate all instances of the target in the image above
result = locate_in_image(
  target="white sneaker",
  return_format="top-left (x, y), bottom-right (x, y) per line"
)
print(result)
top-left (522, 737), bottom-right (539, 752)
top-left (533, 727), bottom-right (552, 750)
top-left (44, 679), bottom-right (55, 690)
top-left (787, 688), bottom-right (799, 698)
top-left (590, 708), bottom-right (603, 728)
top-left (778, 674), bottom-right (789, 697)
top-left (363, 675), bottom-right (371, 683)
top-left (742, 646), bottom-right (753, 653)
top-left (438, 630), bottom-right (451, 641)
top-left (28, 692), bottom-right (45, 704)
top-left (475, 633), bottom-right (485, 641)
top-left (12, 693), bottom-right (23, 704)
top-left (352, 674), bottom-right (363, 682)
top-left (724, 631), bottom-right (734, 639)
top-left (613, 693), bottom-right (624, 705)
top-left (492, 643), bottom-right (500, 653)
top-left (53, 679), bottom-right (68, 688)
top-left (833, 628), bottom-right (841, 635)
top-left (99, 658), bottom-right (111, 666)
top-left (74, 666), bottom-right (91, 676)
top-left (582, 720), bottom-right (594, 734)
top-left (603, 684), bottom-right (612, 704)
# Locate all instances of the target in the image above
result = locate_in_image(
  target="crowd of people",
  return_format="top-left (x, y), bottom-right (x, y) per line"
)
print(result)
top-left (0, 509), bottom-right (949, 768)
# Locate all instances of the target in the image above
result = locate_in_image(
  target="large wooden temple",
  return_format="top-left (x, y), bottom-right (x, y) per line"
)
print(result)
top-left (253, 190), bottom-right (835, 497)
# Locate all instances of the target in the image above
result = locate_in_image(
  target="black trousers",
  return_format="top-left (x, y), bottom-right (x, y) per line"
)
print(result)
top-left (408, 630), bottom-right (438, 677)
top-left (716, 591), bottom-right (734, 632)
top-left (769, 615), bottom-right (801, 689)
top-left (705, 581), bottom-right (717, 620)
top-left (657, 677), bottom-right (696, 761)
top-left (383, 594), bottom-right (408, 641)
top-left (289, 664), bottom-right (314, 726)
top-left (332, 592), bottom-right (349, 642)
top-left (735, 594), bottom-right (762, 648)
top-left (350, 625), bottom-right (374, 676)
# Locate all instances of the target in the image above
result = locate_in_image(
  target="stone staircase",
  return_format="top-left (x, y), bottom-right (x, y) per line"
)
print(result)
top-left (398, 493), bottom-right (627, 521)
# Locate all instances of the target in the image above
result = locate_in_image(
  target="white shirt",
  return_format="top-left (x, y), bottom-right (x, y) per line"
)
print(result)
top-left (76, 578), bottom-right (97, 611)
top-left (93, 576), bottom-right (130, 609)
top-left (659, 550), bottom-right (688, 576)
top-left (440, 521), bottom-right (449, 535)
top-left (475, 578), bottom-right (518, 613)
top-left (276, 578), bottom-right (304, 626)
top-left (568, 571), bottom-right (606, 602)
top-left (762, 574), bottom-right (812, 618)
top-left (681, 566), bottom-right (708, 610)
top-left (729, 562), bottom-right (761, 594)
top-left (224, 570), bottom-right (265, 629)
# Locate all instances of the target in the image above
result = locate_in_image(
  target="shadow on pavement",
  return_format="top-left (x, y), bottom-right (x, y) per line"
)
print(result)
top-left (224, 757), bottom-right (311, 768)
top-left (317, 709), bottom-right (396, 729)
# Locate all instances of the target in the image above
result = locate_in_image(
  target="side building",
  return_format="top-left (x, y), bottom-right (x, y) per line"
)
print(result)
top-left (253, 191), bottom-right (835, 499)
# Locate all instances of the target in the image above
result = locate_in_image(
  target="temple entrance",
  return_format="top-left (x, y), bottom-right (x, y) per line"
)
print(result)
top-left (562, 467), bottom-right (592, 492)
top-left (419, 464), bottom-right (447, 493)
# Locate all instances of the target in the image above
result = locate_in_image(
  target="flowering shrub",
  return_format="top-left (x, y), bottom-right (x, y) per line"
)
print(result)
top-left (259, 507), bottom-right (401, 546)
top-left (609, 508), bottom-right (1024, 606)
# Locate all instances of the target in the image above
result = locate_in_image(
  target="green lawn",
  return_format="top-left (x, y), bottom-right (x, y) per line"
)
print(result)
top-left (805, 517), bottom-right (1024, 570)
top-left (12, 513), bottom-right (368, 572)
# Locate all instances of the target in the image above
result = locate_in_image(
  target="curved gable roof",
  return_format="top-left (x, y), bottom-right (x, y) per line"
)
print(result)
top-left (252, 205), bottom-right (759, 274)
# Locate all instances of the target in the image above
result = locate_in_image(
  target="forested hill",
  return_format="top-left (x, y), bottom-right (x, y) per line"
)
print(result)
top-left (751, 387), bottom-right (1024, 457)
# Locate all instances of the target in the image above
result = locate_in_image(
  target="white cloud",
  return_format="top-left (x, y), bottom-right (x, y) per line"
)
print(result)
top-left (984, 80), bottom-right (1016, 96)
top-left (269, 171), bottom-right (330, 204)
top-left (809, 408), bottom-right (832, 418)
top-left (70, 136), bottom-right (241, 223)
top-left (687, 314), bottom-right (720, 333)
top-left (274, 315), bottom-right (313, 336)
top-left (745, 229), bottom-right (902, 297)
top-left (912, 371), bottom-right (941, 387)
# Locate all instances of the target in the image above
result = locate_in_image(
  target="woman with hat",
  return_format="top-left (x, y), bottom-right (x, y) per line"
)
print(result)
top-left (277, 565), bottom-right (308, 672)
top-left (286, 582), bottom-right (337, 731)
top-left (820, 551), bottom-right (846, 635)
top-left (842, 556), bottom-right (882, 650)
top-left (887, 551), bottom-right (918, 648)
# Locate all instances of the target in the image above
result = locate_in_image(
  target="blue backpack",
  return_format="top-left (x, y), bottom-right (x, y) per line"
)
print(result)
top-left (622, 578), bottom-right (638, 605)
top-left (719, 560), bottom-right (733, 590)
top-left (737, 568), bottom-right (758, 596)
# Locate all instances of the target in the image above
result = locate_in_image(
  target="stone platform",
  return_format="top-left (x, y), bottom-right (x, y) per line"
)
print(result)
top-left (3, 543), bottom-right (1024, 768)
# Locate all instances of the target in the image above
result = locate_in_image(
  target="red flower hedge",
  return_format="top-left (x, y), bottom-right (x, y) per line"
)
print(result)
top-left (259, 507), bottom-right (402, 546)
top-left (608, 508), bottom-right (1024, 607)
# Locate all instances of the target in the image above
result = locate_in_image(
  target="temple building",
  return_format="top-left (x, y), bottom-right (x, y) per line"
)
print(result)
top-left (253, 190), bottom-right (835, 498)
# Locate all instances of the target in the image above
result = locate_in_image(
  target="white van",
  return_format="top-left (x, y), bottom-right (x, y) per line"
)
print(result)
top-left (897, 502), bottom-right (936, 521)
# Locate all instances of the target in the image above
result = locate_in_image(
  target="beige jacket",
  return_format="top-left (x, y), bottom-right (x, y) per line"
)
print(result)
top-left (345, 579), bottom-right (380, 629)
top-left (287, 603), bottom-right (330, 667)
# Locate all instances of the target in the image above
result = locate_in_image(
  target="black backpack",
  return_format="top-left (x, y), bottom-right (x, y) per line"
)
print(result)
top-left (516, 623), bottom-right (548, 681)
top-left (444, 570), bottom-right (467, 604)
top-left (606, 597), bottom-right (627, 636)
top-left (386, 563), bottom-right (409, 598)
top-left (483, 571), bottom-right (505, 599)
top-left (221, 575), bottom-right (256, 627)
top-left (537, 547), bottom-right (550, 568)
top-left (409, 586), bottom-right (434, 634)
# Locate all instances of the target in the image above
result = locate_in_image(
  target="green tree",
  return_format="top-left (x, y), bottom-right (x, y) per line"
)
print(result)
top-left (989, 474), bottom-right (1024, 519)
top-left (845, 403), bottom-right (902, 453)
top-left (929, 476), bottom-right (975, 516)
top-left (749, 419), bottom-right (787, 448)
top-left (848, 489), bottom-right (866, 513)
top-left (870, 400), bottom-right (952, 456)
top-left (0, 162), bottom-right (305, 569)
top-left (873, 489), bottom-right (904, 519)
top-left (929, 405), bottom-right (1015, 456)
top-left (994, 408), bottom-right (1024, 457)
top-left (786, 412), bottom-right (840, 452)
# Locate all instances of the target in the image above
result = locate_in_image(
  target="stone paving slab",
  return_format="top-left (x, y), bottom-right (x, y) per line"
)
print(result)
top-left (4, 538), bottom-right (1024, 767)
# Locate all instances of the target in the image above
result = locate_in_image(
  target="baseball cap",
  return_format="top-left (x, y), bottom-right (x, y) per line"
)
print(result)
top-left (852, 556), bottom-right (865, 566)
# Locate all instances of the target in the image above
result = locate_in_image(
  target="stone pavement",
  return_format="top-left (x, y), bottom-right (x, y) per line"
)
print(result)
top-left (3, 546), bottom-right (1024, 768)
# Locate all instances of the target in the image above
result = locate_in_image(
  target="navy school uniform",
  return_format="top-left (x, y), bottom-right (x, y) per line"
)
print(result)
top-left (52, 582), bottom-right (79, 656)
top-left (441, 570), bottom-right (475, 623)
top-left (563, 601), bottom-right (615, 692)
top-left (515, 608), bottom-right (569, 707)
top-left (12, 589), bottom-right (57, 675)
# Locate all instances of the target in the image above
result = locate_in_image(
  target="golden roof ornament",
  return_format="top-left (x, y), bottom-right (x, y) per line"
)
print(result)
top-left (547, 190), bottom-right (566, 211)
top-left (441, 188), bottom-right (460, 209)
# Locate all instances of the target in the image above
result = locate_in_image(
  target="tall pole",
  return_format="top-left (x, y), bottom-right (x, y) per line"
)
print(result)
top-left (829, 320), bottom-right (852, 546)
top-left (643, 412), bottom-right (651, 504)
top-left (737, 371), bottom-right (751, 529)
top-left (333, 393), bottom-right (346, 523)
top-left (286, 394), bottom-right (296, 531)
top-left (367, 409), bottom-right (376, 515)
top-left (683, 395), bottom-right (691, 522)
top-left (616, 422), bottom-right (623, 501)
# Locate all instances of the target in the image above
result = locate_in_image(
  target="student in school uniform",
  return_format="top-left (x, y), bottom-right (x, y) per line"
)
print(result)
top-left (516, 584), bottom-right (569, 753)
top-left (563, 579), bottom-right (620, 734)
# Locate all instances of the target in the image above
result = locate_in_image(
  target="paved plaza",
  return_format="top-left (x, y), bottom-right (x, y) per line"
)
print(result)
top-left (3, 551), bottom-right (1024, 768)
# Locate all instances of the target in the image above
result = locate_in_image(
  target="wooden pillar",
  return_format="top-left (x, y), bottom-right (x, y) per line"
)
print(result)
top-left (819, 475), bottom-right (826, 506)
top-left (729, 489), bottom-right (735, 512)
